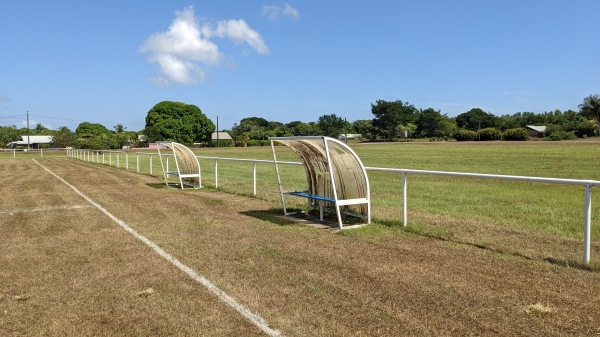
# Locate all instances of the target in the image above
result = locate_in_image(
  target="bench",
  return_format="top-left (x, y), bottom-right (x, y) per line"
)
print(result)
top-left (285, 191), bottom-right (336, 221)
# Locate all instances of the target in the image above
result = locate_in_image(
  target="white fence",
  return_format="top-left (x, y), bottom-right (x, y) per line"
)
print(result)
top-left (67, 149), bottom-right (600, 264)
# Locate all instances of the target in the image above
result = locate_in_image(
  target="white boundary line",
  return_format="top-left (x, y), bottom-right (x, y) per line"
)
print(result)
top-left (0, 205), bottom-right (89, 215)
top-left (33, 159), bottom-right (283, 337)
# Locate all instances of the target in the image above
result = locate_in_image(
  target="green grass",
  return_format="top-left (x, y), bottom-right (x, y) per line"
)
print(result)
top-left (70, 140), bottom-right (600, 245)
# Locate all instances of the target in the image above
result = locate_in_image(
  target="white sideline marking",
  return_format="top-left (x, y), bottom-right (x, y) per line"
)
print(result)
top-left (0, 205), bottom-right (88, 215)
top-left (33, 159), bottom-right (283, 337)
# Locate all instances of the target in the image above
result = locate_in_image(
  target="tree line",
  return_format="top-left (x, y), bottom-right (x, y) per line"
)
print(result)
top-left (1, 95), bottom-right (598, 149)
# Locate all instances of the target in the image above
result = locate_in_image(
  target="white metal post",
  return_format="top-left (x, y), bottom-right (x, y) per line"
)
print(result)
top-left (109, 153), bottom-right (112, 166)
top-left (214, 159), bottom-right (218, 188)
top-left (117, 153), bottom-right (120, 168)
top-left (253, 161), bottom-right (257, 196)
top-left (102, 152), bottom-right (105, 164)
top-left (150, 154), bottom-right (153, 176)
top-left (136, 153), bottom-right (139, 173)
top-left (584, 183), bottom-right (592, 264)
top-left (126, 153), bottom-right (128, 170)
top-left (403, 171), bottom-right (408, 227)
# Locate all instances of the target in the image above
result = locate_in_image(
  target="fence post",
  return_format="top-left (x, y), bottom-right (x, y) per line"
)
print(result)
top-left (215, 159), bottom-right (218, 188)
top-left (402, 171), bottom-right (408, 227)
top-left (253, 161), bottom-right (257, 196)
top-left (166, 155), bottom-right (169, 173)
top-left (150, 154), bottom-right (153, 176)
top-left (117, 153), bottom-right (120, 168)
top-left (136, 153), bottom-right (139, 173)
top-left (126, 153), bottom-right (129, 170)
top-left (583, 183), bottom-right (592, 264)
top-left (41, 148), bottom-right (43, 158)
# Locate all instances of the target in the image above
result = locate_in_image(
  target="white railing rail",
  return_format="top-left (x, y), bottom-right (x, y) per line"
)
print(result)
top-left (68, 149), bottom-right (599, 264)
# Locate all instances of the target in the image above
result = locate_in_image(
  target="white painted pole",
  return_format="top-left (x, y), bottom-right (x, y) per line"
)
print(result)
top-left (215, 159), bottom-right (218, 188)
top-left (136, 153), bottom-right (139, 173)
top-left (109, 153), bottom-right (112, 166)
top-left (125, 153), bottom-right (128, 170)
top-left (150, 154), bottom-right (153, 176)
top-left (117, 153), bottom-right (120, 168)
top-left (584, 183), bottom-right (592, 264)
top-left (253, 161), bottom-right (257, 196)
top-left (402, 171), bottom-right (408, 227)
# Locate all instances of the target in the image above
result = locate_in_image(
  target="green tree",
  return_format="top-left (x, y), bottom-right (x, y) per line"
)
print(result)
top-left (317, 114), bottom-right (347, 138)
top-left (371, 99), bottom-right (418, 141)
top-left (352, 120), bottom-right (373, 140)
top-left (51, 126), bottom-right (76, 148)
top-left (579, 94), bottom-right (600, 136)
top-left (455, 108), bottom-right (499, 131)
top-left (144, 101), bottom-right (215, 144)
top-left (114, 124), bottom-right (126, 133)
top-left (34, 123), bottom-right (49, 135)
top-left (415, 108), bottom-right (456, 138)
top-left (75, 122), bottom-right (112, 137)
top-left (0, 126), bottom-right (20, 147)
top-left (285, 121), bottom-right (321, 136)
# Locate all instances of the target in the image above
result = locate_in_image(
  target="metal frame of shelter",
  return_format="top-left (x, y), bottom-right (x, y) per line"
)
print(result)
top-left (157, 142), bottom-right (202, 189)
top-left (269, 136), bottom-right (371, 229)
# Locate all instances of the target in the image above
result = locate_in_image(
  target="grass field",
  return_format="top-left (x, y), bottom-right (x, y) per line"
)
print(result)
top-left (2, 141), bottom-right (600, 335)
top-left (100, 140), bottom-right (600, 266)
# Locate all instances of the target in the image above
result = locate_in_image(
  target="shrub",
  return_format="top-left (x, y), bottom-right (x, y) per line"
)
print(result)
top-left (546, 131), bottom-right (577, 141)
top-left (454, 129), bottom-right (478, 141)
top-left (502, 128), bottom-right (530, 141)
top-left (478, 128), bottom-right (502, 141)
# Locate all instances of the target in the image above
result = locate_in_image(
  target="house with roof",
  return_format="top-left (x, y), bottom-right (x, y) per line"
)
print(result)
top-left (525, 125), bottom-right (547, 138)
top-left (5, 135), bottom-right (53, 149)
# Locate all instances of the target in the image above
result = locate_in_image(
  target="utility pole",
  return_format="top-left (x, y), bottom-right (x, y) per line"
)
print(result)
top-left (27, 110), bottom-right (30, 150)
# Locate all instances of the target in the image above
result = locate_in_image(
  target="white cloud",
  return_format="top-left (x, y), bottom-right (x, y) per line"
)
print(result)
top-left (140, 6), bottom-right (268, 86)
top-left (261, 5), bottom-right (279, 20)
top-left (261, 3), bottom-right (299, 20)
top-left (283, 3), bottom-right (300, 19)
top-left (215, 19), bottom-right (269, 54)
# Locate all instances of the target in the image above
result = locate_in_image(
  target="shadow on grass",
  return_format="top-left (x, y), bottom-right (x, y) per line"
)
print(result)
top-left (241, 209), bottom-right (342, 229)
top-left (374, 218), bottom-right (598, 272)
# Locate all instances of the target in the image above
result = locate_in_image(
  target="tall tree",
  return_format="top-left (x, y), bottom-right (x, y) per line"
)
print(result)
top-left (144, 101), bottom-right (215, 144)
top-left (371, 99), bottom-right (418, 140)
top-left (75, 122), bottom-right (112, 137)
top-left (579, 94), bottom-right (600, 136)
top-left (52, 126), bottom-right (76, 148)
top-left (455, 108), bottom-right (499, 131)
top-left (317, 114), bottom-right (348, 138)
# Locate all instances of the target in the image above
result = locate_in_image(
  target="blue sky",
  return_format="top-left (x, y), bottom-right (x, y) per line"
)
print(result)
top-left (1, 0), bottom-right (598, 132)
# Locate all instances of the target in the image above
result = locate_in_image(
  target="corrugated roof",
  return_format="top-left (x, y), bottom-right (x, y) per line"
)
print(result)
top-left (211, 132), bottom-right (232, 140)
top-left (19, 135), bottom-right (53, 143)
top-left (525, 125), bottom-right (547, 133)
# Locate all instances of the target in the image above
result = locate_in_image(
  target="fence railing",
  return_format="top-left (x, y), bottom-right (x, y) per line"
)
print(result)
top-left (67, 148), bottom-right (600, 264)
top-left (2, 148), bottom-right (65, 158)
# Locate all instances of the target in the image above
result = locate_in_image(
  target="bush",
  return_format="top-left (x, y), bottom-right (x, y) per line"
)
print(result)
top-left (546, 131), bottom-right (577, 141)
top-left (454, 129), bottom-right (478, 141)
top-left (502, 128), bottom-right (530, 141)
top-left (478, 128), bottom-right (502, 141)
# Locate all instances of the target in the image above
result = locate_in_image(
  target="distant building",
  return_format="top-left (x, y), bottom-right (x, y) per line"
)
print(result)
top-left (525, 125), bottom-right (547, 138)
top-left (211, 132), bottom-right (233, 140)
top-left (5, 135), bottom-right (53, 149)
top-left (338, 134), bottom-right (362, 140)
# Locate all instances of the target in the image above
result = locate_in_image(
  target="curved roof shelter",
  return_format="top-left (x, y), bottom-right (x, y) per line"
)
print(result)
top-left (269, 136), bottom-right (371, 229)
top-left (157, 142), bottom-right (202, 189)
